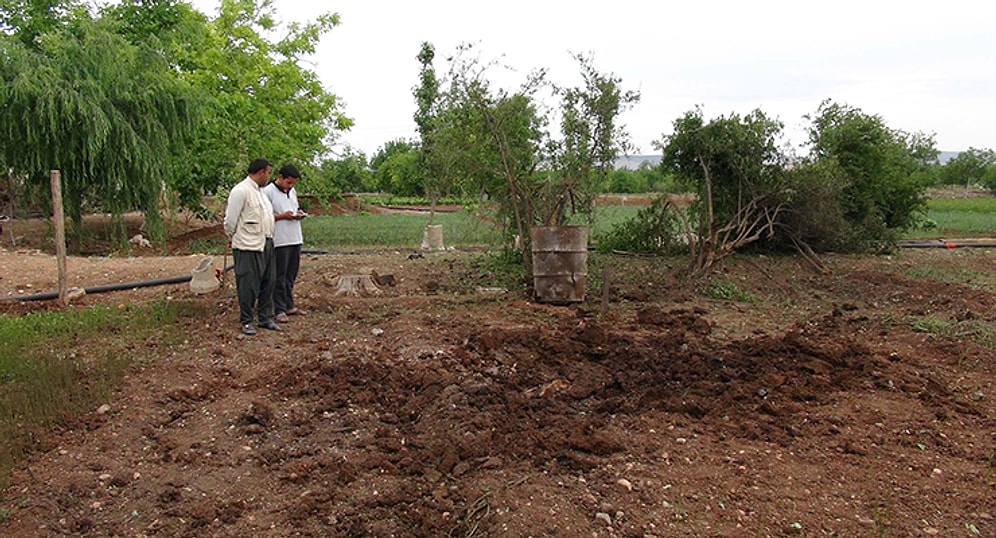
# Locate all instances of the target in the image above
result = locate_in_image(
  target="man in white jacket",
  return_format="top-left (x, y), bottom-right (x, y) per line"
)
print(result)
top-left (264, 163), bottom-right (308, 323)
top-left (224, 158), bottom-right (280, 335)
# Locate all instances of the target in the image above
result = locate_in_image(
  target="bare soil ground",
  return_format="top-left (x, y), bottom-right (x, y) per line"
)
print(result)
top-left (1, 216), bottom-right (995, 537)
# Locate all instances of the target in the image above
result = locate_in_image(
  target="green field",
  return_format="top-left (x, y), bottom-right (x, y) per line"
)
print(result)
top-left (905, 197), bottom-right (996, 239)
top-left (298, 205), bottom-right (644, 251)
top-left (297, 196), bottom-right (994, 250)
top-left (302, 211), bottom-right (502, 250)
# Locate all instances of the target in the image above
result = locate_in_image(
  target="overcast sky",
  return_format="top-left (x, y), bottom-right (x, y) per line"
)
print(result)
top-left (190, 0), bottom-right (996, 157)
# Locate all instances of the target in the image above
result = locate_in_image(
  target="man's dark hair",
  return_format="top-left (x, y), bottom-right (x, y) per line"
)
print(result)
top-left (248, 158), bottom-right (271, 174)
top-left (278, 164), bottom-right (301, 179)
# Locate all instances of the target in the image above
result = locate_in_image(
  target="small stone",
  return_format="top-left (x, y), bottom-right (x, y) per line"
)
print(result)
top-left (923, 528), bottom-right (940, 536)
top-left (595, 512), bottom-right (612, 526)
top-left (96, 404), bottom-right (111, 415)
top-left (616, 478), bottom-right (633, 492)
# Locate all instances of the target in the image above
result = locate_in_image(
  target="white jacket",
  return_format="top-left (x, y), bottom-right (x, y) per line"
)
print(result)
top-left (224, 177), bottom-right (275, 251)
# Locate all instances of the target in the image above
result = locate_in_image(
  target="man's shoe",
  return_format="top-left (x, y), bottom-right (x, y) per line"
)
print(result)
top-left (287, 308), bottom-right (308, 316)
top-left (241, 323), bottom-right (257, 335)
top-left (274, 312), bottom-right (290, 323)
top-left (258, 320), bottom-right (282, 331)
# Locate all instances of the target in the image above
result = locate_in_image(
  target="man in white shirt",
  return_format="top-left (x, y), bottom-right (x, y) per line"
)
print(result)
top-left (224, 158), bottom-right (280, 335)
top-left (264, 164), bottom-right (308, 323)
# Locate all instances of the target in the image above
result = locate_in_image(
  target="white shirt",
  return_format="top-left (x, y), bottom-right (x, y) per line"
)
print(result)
top-left (263, 182), bottom-right (303, 247)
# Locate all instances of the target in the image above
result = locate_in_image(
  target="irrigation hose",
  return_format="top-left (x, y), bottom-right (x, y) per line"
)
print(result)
top-left (1, 264), bottom-right (235, 303)
top-left (898, 240), bottom-right (996, 249)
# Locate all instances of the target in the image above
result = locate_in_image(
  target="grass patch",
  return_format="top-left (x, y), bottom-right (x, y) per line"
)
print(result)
top-left (905, 264), bottom-right (987, 285)
top-left (0, 299), bottom-right (194, 491)
top-left (904, 263), bottom-right (996, 293)
top-left (910, 314), bottom-right (996, 349)
top-left (186, 236), bottom-right (229, 255)
top-left (705, 280), bottom-right (757, 302)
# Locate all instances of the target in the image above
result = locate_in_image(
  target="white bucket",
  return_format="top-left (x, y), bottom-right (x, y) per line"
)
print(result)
top-left (189, 256), bottom-right (220, 294)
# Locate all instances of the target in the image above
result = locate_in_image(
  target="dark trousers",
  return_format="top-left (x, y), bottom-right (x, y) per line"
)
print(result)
top-left (233, 238), bottom-right (275, 325)
top-left (273, 244), bottom-right (301, 315)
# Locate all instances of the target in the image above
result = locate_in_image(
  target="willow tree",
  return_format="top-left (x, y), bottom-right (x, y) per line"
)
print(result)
top-left (0, 12), bottom-right (199, 249)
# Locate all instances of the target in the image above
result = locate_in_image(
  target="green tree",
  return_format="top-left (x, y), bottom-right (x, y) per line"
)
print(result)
top-left (939, 147), bottom-right (996, 189)
top-left (104, 0), bottom-right (352, 212)
top-left (0, 0), bottom-right (80, 47)
top-left (657, 107), bottom-right (791, 275)
top-left (805, 100), bottom-right (932, 241)
top-left (370, 139), bottom-right (420, 196)
top-left (606, 168), bottom-right (649, 193)
top-left (441, 59), bottom-right (546, 252)
top-left (544, 54), bottom-right (640, 226)
top-left (603, 161), bottom-right (673, 193)
top-left (320, 148), bottom-right (372, 193)
top-left (413, 42), bottom-right (444, 219)
top-left (0, 8), bottom-right (199, 248)
top-left (429, 46), bottom-right (637, 265)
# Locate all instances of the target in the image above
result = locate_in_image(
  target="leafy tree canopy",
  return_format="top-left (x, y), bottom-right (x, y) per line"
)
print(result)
top-left (371, 139), bottom-right (420, 196)
top-left (422, 44), bottom-right (637, 258)
top-left (805, 100), bottom-right (933, 233)
top-left (148, 0), bottom-right (353, 208)
top-left (319, 147), bottom-right (372, 194)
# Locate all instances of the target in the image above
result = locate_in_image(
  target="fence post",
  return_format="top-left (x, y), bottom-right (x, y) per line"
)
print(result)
top-left (50, 170), bottom-right (67, 305)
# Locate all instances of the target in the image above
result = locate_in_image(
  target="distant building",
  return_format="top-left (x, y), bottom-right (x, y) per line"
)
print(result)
top-left (613, 155), bottom-right (662, 170)
top-left (938, 151), bottom-right (960, 165)
top-left (614, 152), bottom-right (961, 170)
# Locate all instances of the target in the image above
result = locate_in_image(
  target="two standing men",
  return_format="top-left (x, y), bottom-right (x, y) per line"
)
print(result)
top-left (224, 159), bottom-right (306, 335)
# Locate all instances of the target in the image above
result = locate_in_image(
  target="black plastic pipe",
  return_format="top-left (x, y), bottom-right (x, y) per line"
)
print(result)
top-left (1, 264), bottom-right (235, 303)
top-left (1, 274), bottom-right (193, 302)
top-left (899, 240), bottom-right (996, 249)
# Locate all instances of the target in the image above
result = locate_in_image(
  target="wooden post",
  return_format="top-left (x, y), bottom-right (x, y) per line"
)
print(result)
top-left (2, 174), bottom-right (15, 247)
top-left (50, 170), bottom-right (68, 305)
top-left (600, 267), bottom-right (610, 315)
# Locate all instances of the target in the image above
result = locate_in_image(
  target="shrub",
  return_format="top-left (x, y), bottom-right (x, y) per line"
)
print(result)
top-left (596, 196), bottom-right (686, 254)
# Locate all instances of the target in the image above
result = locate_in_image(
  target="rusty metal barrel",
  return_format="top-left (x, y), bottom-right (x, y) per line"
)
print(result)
top-left (530, 225), bottom-right (589, 304)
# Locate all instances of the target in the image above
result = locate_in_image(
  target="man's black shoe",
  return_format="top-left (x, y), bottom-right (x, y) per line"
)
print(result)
top-left (258, 320), bottom-right (282, 331)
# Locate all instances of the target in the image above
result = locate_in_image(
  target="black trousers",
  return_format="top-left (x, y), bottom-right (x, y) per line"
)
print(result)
top-left (273, 244), bottom-right (301, 314)
top-left (233, 238), bottom-right (275, 325)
